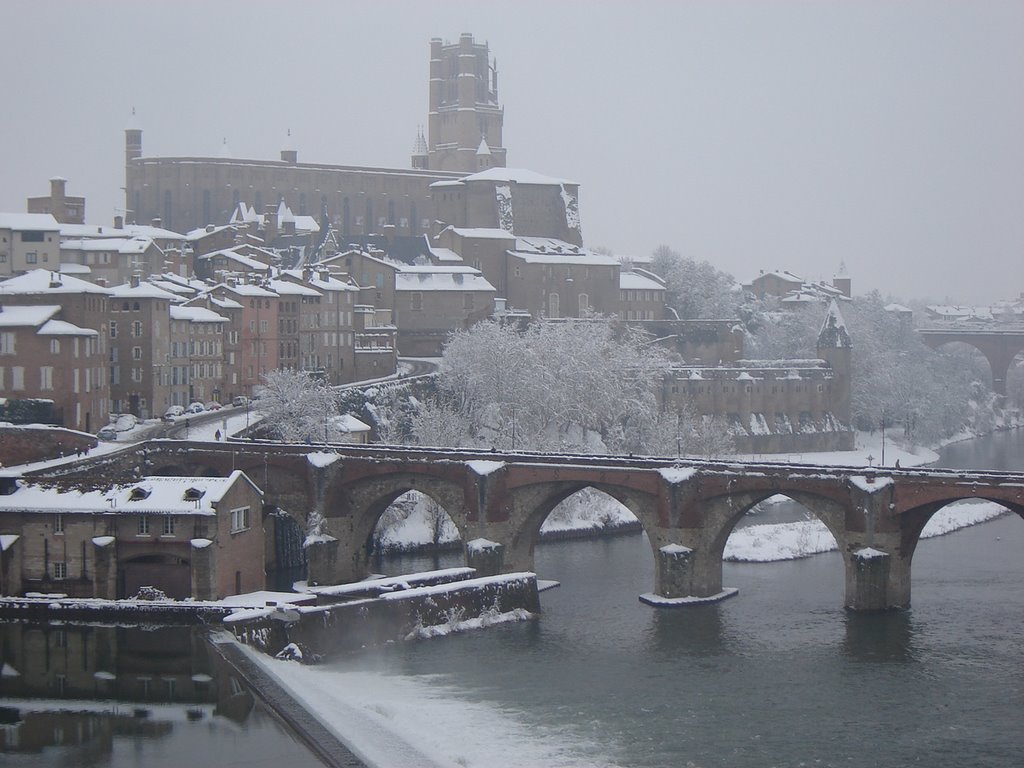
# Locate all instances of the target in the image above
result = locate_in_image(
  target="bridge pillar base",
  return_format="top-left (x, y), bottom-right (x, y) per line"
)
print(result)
top-left (846, 547), bottom-right (901, 611)
top-left (466, 538), bottom-right (505, 576)
top-left (305, 535), bottom-right (340, 587)
top-left (647, 542), bottom-right (734, 605)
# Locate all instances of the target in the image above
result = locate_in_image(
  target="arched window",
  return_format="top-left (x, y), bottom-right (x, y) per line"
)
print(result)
top-left (578, 293), bottom-right (589, 316)
top-left (343, 198), bottom-right (351, 234)
top-left (409, 202), bottom-right (417, 234)
top-left (162, 190), bottom-right (172, 230)
top-left (548, 292), bottom-right (560, 318)
top-left (387, 199), bottom-right (396, 225)
top-left (365, 199), bottom-right (374, 234)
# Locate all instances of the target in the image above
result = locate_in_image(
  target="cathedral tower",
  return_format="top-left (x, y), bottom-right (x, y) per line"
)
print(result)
top-left (419, 33), bottom-right (507, 173)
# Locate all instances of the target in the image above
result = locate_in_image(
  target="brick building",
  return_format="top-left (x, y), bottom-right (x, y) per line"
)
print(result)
top-left (26, 177), bottom-right (85, 225)
top-left (0, 470), bottom-right (265, 600)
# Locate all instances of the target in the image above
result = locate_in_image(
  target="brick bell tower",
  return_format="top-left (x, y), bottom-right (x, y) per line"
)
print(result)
top-left (416, 33), bottom-right (507, 173)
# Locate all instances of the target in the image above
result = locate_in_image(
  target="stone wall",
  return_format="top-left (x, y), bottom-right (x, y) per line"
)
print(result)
top-left (0, 426), bottom-right (96, 467)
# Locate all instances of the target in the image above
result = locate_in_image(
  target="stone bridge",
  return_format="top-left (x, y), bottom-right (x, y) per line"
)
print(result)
top-left (919, 327), bottom-right (1024, 397)
top-left (37, 440), bottom-right (1024, 611)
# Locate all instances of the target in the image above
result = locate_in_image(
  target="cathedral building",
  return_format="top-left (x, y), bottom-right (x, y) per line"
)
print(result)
top-left (124, 34), bottom-right (506, 238)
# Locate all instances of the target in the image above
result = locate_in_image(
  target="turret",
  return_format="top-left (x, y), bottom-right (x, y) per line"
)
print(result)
top-left (817, 299), bottom-right (852, 423)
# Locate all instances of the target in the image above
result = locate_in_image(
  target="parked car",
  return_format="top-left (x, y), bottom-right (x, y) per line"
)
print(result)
top-left (97, 426), bottom-right (118, 441)
top-left (113, 413), bottom-right (137, 432)
top-left (186, 402), bottom-right (205, 414)
top-left (205, 401), bottom-right (223, 411)
top-left (232, 395), bottom-right (249, 407)
top-left (162, 405), bottom-right (185, 423)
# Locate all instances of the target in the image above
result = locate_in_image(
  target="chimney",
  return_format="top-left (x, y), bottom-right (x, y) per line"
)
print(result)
top-left (113, 215), bottom-right (124, 229)
top-left (281, 149), bottom-right (297, 164)
top-left (206, 224), bottom-right (215, 233)
top-left (50, 177), bottom-right (67, 198)
top-left (151, 217), bottom-right (162, 228)
top-left (130, 274), bottom-right (141, 288)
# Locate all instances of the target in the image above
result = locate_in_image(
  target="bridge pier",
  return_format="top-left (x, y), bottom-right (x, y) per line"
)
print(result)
top-left (640, 527), bottom-right (738, 606)
top-left (843, 533), bottom-right (911, 611)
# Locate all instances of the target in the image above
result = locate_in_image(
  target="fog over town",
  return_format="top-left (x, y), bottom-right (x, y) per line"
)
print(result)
top-left (2, 0), bottom-right (1022, 302)
top-left (2, 3), bottom-right (1024, 768)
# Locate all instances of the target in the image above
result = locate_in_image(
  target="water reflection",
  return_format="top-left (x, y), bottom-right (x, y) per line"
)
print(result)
top-left (841, 610), bottom-right (919, 663)
top-left (0, 622), bottom-right (258, 758)
top-left (648, 605), bottom-right (730, 657)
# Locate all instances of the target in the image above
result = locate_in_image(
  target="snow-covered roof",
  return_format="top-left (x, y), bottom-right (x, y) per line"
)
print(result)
top-left (620, 271), bottom-right (667, 291)
top-left (0, 305), bottom-right (60, 327)
top-left (509, 237), bottom-right (619, 266)
top-left (121, 224), bottom-right (185, 240)
top-left (0, 269), bottom-right (111, 295)
top-left (0, 470), bottom-right (260, 516)
top-left (109, 281), bottom-right (181, 301)
top-left (61, 236), bottom-right (153, 254)
top-left (395, 267), bottom-right (495, 293)
top-left (443, 226), bottom-right (516, 241)
top-left (149, 278), bottom-right (199, 296)
top-left (884, 303), bottom-right (912, 314)
top-left (267, 278), bottom-right (322, 297)
top-left (333, 414), bottom-right (371, 433)
top-left (460, 167), bottom-right (576, 186)
top-left (818, 300), bottom-right (851, 348)
top-left (199, 248), bottom-right (270, 271)
top-left (427, 246), bottom-right (463, 263)
top-left (222, 282), bottom-right (277, 298)
top-left (39, 319), bottom-right (97, 337)
top-left (0, 213), bottom-right (60, 231)
top-left (279, 269), bottom-right (359, 293)
top-left (750, 269), bottom-right (804, 284)
top-left (169, 305), bottom-right (228, 323)
top-left (185, 224), bottom-right (235, 241)
top-left (58, 263), bottom-right (92, 275)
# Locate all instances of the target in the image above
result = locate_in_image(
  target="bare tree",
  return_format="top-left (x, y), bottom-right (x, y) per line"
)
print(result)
top-left (255, 369), bottom-right (340, 443)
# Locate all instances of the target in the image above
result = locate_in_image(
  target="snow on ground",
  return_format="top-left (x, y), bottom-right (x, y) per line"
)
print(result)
top-left (234, 640), bottom-right (622, 768)
top-left (725, 500), bottom-right (1008, 562)
top-left (732, 432), bottom-right (938, 468)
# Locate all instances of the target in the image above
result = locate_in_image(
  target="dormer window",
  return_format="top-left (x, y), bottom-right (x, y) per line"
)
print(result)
top-left (129, 486), bottom-right (151, 501)
top-left (183, 487), bottom-right (205, 502)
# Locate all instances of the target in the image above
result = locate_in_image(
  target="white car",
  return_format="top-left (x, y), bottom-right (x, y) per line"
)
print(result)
top-left (186, 402), bottom-right (205, 414)
top-left (163, 405), bottom-right (185, 422)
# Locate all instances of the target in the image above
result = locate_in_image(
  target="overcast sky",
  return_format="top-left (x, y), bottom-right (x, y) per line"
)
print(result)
top-left (2, 1), bottom-right (1021, 303)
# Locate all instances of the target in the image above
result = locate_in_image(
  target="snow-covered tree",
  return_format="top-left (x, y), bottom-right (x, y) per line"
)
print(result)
top-left (255, 369), bottom-right (340, 443)
top-left (651, 245), bottom-right (740, 319)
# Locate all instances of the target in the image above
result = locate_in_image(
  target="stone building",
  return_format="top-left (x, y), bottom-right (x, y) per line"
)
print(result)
top-left (0, 304), bottom-right (106, 432)
top-left (108, 278), bottom-right (176, 418)
top-left (393, 265), bottom-right (496, 355)
top-left (26, 177), bottom-right (85, 225)
top-left (0, 270), bottom-right (110, 431)
top-left (0, 470), bottom-right (265, 600)
top-left (660, 301), bottom-right (854, 453)
top-left (0, 214), bottom-right (61, 277)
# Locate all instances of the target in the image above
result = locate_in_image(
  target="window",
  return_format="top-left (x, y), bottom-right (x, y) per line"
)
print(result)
top-left (12, 366), bottom-right (24, 390)
top-left (132, 321), bottom-right (142, 337)
top-left (40, 366), bottom-right (53, 390)
top-left (132, 346), bottom-right (143, 360)
top-left (110, 321), bottom-right (117, 338)
top-left (411, 292), bottom-right (423, 311)
top-left (25, 252), bottom-right (38, 264)
top-left (138, 517), bottom-right (150, 535)
top-left (162, 515), bottom-right (175, 536)
top-left (54, 514), bottom-right (65, 534)
top-left (50, 339), bottom-right (60, 353)
top-left (230, 506), bottom-right (250, 532)
top-left (21, 230), bottom-right (45, 242)
top-left (578, 293), bottom-right (589, 315)
top-left (0, 332), bottom-right (14, 355)
top-left (53, 562), bottom-right (67, 580)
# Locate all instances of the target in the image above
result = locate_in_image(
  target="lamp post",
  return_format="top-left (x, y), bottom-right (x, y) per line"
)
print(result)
top-left (880, 414), bottom-right (886, 466)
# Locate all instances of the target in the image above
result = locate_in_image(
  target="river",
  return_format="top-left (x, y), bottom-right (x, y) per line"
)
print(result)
top-left (3, 429), bottom-right (1023, 767)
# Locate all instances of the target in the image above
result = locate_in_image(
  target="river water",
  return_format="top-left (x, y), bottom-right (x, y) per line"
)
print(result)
top-left (2, 429), bottom-right (1022, 767)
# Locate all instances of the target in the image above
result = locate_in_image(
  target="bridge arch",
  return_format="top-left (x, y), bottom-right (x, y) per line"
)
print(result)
top-left (919, 331), bottom-right (1024, 397)
top-left (319, 471), bottom-right (470, 583)
top-left (502, 481), bottom-right (658, 574)
top-left (898, 496), bottom-right (1024, 561)
top-left (694, 488), bottom-right (850, 597)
